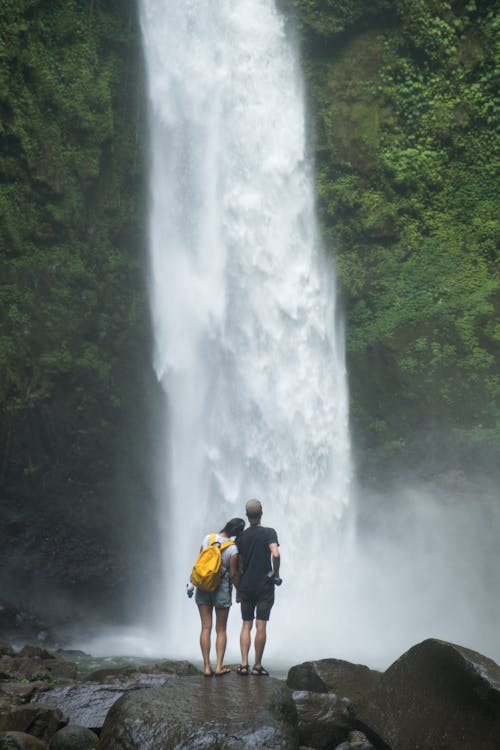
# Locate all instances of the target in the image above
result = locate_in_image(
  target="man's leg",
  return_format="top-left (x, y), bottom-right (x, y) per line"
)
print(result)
top-left (240, 619), bottom-right (253, 667)
top-left (254, 619), bottom-right (267, 668)
top-left (197, 604), bottom-right (213, 676)
top-left (214, 607), bottom-right (229, 673)
top-left (252, 585), bottom-right (274, 671)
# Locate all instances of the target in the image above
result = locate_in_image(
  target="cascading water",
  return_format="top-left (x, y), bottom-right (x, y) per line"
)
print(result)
top-left (140, 0), bottom-right (352, 661)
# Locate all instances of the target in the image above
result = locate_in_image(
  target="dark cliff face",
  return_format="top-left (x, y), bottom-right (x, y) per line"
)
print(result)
top-left (0, 0), bottom-right (161, 628)
top-left (284, 0), bottom-right (499, 483)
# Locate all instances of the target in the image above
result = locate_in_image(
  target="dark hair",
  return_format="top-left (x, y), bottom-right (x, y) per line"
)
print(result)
top-left (220, 517), bottom-right (245, 538)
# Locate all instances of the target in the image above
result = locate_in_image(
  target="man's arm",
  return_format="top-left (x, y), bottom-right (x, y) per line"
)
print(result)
top-left (269, 542), bottom-right (280, 577)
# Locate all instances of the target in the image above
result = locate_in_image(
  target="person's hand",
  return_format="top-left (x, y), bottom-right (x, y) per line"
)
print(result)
top-left (273, 576), bottom-right (282, 586)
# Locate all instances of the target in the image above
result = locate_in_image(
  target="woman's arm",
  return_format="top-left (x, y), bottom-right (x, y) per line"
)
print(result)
top-left (229, 553), bottom-right (240, 594)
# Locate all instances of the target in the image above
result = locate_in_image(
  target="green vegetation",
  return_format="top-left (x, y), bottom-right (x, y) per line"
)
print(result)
top-left (0, 1), bottom-right (155, 609)
top-left (285, 0), bottom-right (499, 479)
top-left (0, 0), bottom-right (498, 610)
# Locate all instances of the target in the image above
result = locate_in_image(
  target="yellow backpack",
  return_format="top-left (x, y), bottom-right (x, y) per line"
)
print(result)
top-left (190, 534), bottom-right (235, 592)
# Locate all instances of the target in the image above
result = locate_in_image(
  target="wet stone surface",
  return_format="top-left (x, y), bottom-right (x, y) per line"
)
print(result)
top-left (98, 673), bottom-right (299, 749)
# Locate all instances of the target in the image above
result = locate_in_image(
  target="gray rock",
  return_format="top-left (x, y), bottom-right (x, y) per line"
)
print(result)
top-left (17, 648), bottom-right (54, 662)
top-left (292, 690), bottom-right (351, 749)
top-left (0, 681), bottom-right (49, 725)
top-left (287, 659), bottom-right (381, 705)
top-left (98, 674), bottom-right (299, 749)
top-left (83, 659), bottom-right (200, 683)
top-left (355, 638), bottom-right (500, 750)
top-left (0, 731), bottom-right (48, 749)
top-left (334, 729), bottom-right (375, 749)
top-left (0, 654), bottom-right (77, 683)
top-left (31, 684), bottom-right (134, 732)
top-left (31, 662), bottom-right (200, 731)
top-left (49, 725), bottom-right (98, 750)
top-left (0, 704), bottom-right (67, 742)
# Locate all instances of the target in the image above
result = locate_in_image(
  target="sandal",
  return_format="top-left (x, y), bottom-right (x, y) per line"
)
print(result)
top-left (251, 665), bottom-right (269, 676)
top-left (236, 664), bottom-right (250, 675)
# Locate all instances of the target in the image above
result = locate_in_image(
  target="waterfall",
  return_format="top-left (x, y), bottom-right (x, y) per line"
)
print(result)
top-left (140, 0), bottom-right (351, 661)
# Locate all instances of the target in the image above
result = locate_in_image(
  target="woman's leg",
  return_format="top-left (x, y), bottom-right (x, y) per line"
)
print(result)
top-left (197, 603), bottom-right (213, 675)
top-left (240, 619), bottom-right (252, 667)
top-left (214, 606), bottom-right (230, 674)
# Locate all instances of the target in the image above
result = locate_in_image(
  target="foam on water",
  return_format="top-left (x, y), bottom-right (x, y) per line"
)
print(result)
top-left (139, 0), bottom-right (351, 661)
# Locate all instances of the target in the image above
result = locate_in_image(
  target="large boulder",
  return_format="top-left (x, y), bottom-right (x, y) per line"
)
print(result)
top-left (0, 704), bottom-right (67, 742)
top-left (292, 689), bottom-right (351, 749)
top-left (287, 659), bottom-right (381, 706)
top-left (0, 646), bottom-right (77, 683)
top-left (355, 638), bottom-right (500, 750)
top-left (49, 724), bottom-right (99, 749)
top-left (0, 732), bottom-right (48, 749)
top-left (31, 684), bottom-right (134, 733)
top-left (98, 674), bottom-right (299, 749)
top-left (31, 661), bottom-right (200, 731)
top-left (0, 681), bottom-right (47, 707)
top-left (16, 648), bottom-right (53, 662)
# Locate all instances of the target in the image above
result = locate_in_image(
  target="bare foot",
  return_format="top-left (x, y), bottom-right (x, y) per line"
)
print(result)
top-left (214, 667), bottom-right (231, 676)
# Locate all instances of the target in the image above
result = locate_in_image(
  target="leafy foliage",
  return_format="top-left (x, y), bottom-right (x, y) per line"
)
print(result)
top-left (0, 0), bottom-right (156, 610)
top-left (290, 0), bottom-right (499, 478)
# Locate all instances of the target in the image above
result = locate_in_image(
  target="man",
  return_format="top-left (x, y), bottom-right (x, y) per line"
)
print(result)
top-left (236, 498), bottom-right (281, 676)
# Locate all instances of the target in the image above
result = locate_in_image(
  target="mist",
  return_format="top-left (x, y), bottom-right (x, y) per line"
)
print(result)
top-left (325, 474), bottom-right (500, 669)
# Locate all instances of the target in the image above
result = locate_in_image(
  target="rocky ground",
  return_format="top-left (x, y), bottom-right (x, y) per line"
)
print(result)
top-left (0, 637), bottom-right (499, 749)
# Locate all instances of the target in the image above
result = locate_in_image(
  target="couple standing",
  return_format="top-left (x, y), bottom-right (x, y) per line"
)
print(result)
top-left (193, 499), bottom-right (281, 677)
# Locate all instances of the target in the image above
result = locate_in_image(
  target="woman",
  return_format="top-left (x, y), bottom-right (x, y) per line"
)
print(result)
top-left (193, 517), bottom-right (245, 676)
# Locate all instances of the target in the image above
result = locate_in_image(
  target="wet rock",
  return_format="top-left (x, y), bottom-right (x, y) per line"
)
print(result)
top-left (49, 724), bottom-right (99, 749)
top-left (0, 731), bottom-right (48, 749)
top-left (355, 638), bottom-right (500, 750)
top-left (31, 684), bottom-right (134, 732)
top-left (0, 647), bottom-right (77, 684)
top-left (292, 690), bottom-right (351, 749)
top-left (83, 659), bottom-right (200, 683)
top-left (0, 681), bottom-right (48, 709)
top-left (31, 661), bottom-right (200, 730)
top-left (334, 729), bottom-right (375, 749)
top-left (0, 704), bottom-right (67, 742)
top-left (287, 659), bottom-right (381, 705)
top-left (98, 673), bottom-right (299, 749)
top-left (17, 648), bottom-right (54, 662)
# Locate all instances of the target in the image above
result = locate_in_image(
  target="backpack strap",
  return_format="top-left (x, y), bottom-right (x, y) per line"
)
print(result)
top-left (208, 534), bottom-right (234, 551)
top-left (219, 538), bottom-right (235, 576)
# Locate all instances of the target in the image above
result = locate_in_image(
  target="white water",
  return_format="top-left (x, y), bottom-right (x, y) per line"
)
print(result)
top-left (134, 0), bottom-right (500, 672)
top-left (139, 0), bottom-right (351, 662)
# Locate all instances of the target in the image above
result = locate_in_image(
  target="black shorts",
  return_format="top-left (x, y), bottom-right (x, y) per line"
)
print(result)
top-left (240, 583), bottom-right (275, 622)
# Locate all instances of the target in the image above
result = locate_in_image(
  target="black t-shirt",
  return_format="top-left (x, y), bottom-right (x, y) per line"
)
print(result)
top-left (238, 525), bottom-right (279, 596)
